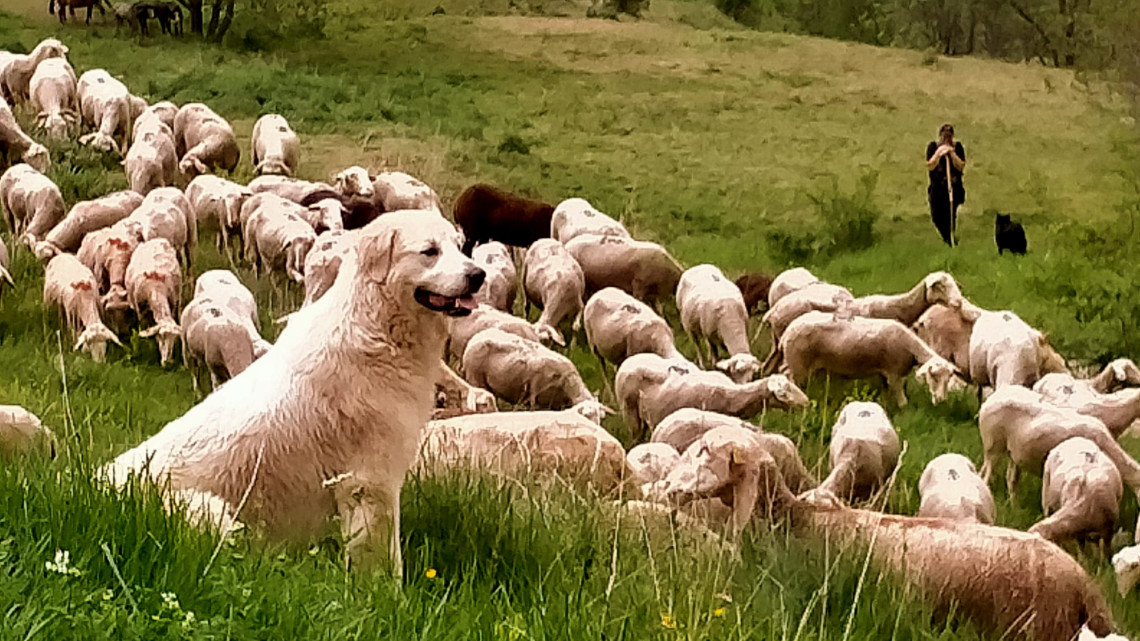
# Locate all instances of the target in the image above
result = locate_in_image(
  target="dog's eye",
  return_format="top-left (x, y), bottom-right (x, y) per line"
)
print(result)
top-left (421, 247), bottom-right (440, 258)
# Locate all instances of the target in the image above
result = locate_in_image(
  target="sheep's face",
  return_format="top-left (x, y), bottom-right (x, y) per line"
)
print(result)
top-left (335, 166), bottom-right (374, 199)
top-left (23, 144), bottom-right (51, 173)
top-left (627, 444), bottom-right (680, 486)
top-left (75, 324), bottom-right (122, 363)
top-left (141, 319), bottom-right (181, 365)
top-left (924, 272), bottom-right (963, 308)
top-left (1113, 546), bottom-right (1140, 597)
top-left (916, 358), bottom-right (959, 404)
top-left (765, 375), bottom-right (809, 409)
top-left (79, 132), bottom-right (119, 154)
top-left (571, 399), bottom-right (611, 425)
top-left (716, 353), bottom-right (761, 383)
top-left (1110, 358), bottom-right (1140, 386)
top-left (308, 199), bottom-right (346, 233)
top-left (256, 158), bottom-right (292, 177)
top-left (662, 441), bottom-right (731, 504)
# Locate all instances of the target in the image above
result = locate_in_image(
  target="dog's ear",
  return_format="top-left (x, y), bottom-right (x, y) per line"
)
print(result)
top-left (358, 223), bottom-right (399, 285)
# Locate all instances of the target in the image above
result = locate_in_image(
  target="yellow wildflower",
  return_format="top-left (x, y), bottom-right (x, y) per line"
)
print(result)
top-left (713, 607), bottom-right (726, 618)
top-left (425, 568), bottom-right (437, 579)
top-left (661, 614), bottom-right (676, 629)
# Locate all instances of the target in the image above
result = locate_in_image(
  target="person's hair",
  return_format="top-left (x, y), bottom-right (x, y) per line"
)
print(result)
top-left (939, 123), bottom-right (954, 137)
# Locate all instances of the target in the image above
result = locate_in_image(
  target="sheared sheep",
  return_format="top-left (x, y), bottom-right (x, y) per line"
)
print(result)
top-left (181, 298), bottom-right (257, 392)
top-left (470, 241), bottom-right (516, 312)
top-left (126, 238), bottom-right (182, 365)
top-left (565, 233), bottom-right (682, 306)
top-left (131, 100), bottom-right (177, 140)
top-left (76, 219), bottom-right (139, 330)
top-left (522, 238), bottom-right (585, 347)
top-left (807, 402), bottom-right (899, 502)
top-left (550, 197), bottom-right (630, 244)
top-left (1036, 383), bottom-right (1140, 439)
top-left (35, 189), bottom-right (143, 261)
top-left (0, 163), bottom-right (64, 246)
top-left (461, 328), bottom-right (609, 423)
top-left (332, 166), bottom-right (375, 200)
top-left (780, 310), bottom-right (964, 407)
top-left (251, 113), bottom-right (300, 177)
top-left (1113, 545), bottom-right (1140, 597)
top-left (123, 111), bottom-right (177, 196)
top-left (766, 267), bottom-right (820, 308)
top-left (29, 57), bottom-right (77, 140)
top-left (125, 186), bottom-right (196, 269)
top-left (173, 102), bottom-right (239, 177)
top-left (77, 69), bottom-right (132, 154)
top-left (677, 264), bottom-right (760, 382)
top-left (583, 287), bottom-right (683, 372)
top-left (371, 171), bottom-right (440, 214)
top-left (640, 371), bottom-right (809, 430)
top-left (193, 269), bottom-right (271, 358)
top-left (248, 175), bottom-right (335, 203)
top-left (0, 94), bottom-right (50, 172)
top-left (969, 308), bottom-right (1068, 396)
top-left (1029, 436), bottom-right (1122, 550)
top-left (917, 453), bottom-right (995, 523)
top-left (185, 174), bottom-right (251, 256)
top-left (734, 271), bottom-right (773, 315)
top-left (241, 191), bottom-right (340, 237)
top-left (300, 229), bottom-right (355, 307)
top-left (0, 405), bottom-right (54, 457)
top-left (0, 38), bottom-right (68, 105)
top-left (241, 194), bottom-right (318, 282)
top-left (1037, 358), bottom-right (1140, 398)
top-left (447, 305), bottom-right (546, 361)
top-left (626, 442), bottom-right (680, 490)
top-left (43, 253), bottom-right (122, 362)
top-left (453, 183), bottom-right (556, 255)
top-left (912, 301), bottom-right (974, 373)
top-left (614, 353), bottom-right (700, 433)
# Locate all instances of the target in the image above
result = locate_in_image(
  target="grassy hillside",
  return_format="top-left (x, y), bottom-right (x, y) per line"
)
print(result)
top-left (1, 3), bottom-right (1139, 639)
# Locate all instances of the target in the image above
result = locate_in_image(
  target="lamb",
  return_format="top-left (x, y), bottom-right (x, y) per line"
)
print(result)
top-left (193, 269), bottom-right (271, 358)
top-left (0, 163), bottom-right (64, 246)
top-left (173, 102), bottom-right (239, 177)
top-left (185, 174), bottom-right (251, 255)
top-left (734, 271), bottom-right (773, 315)
top-left (34, 190), bottom-right (143, 261)
top-left (565, 233), bottom-right (682, 306)
top-left (917, 453), bottom-right (995, 523)
top-left (583, 287), bottom-right (683, 375)
top-left (0, 94), bottom-right (50, 172)
top-left (0, 38), bottom-right (69, 106)
top-left (0, 405), bottom-right (54, 457)
top-left (470, 241), bottom-right (517, 312)
top-left (766, 267), bottom-right (821, 307)
top-left (549, 197), bottom-right (630, 244)
top-left (181, 298), bottom-right (257, 392)
top-left (332, 166), bottom-right (375, 200)
top-left (371, 171), bottom-right (440, 214)
top-left (77, 69), bottom-right (132, 154)
top-left (1028, 437), bottom-right (1122, 549)
top-left (640, 371), bottom-right (809, 430)
top-left (250, 114), bottom-right (300, 177)
top-left (447, 305), bottom-right (547, 361)
top-left (43, 253), bottom-right (122, 362)
top-left (453, 183), bottom-right (556, 254)
top-left (125, 238), bottom-right (182, 365)
top-left (461, 328), bottom-right (608, 423)
top-left (780, 311), bottom-right (963, 407)
top-left (300, 229), bottom-right (356, 307)
top-left (242, 198), bottom-right (317, 282)
top-left (969, 308), bottom-right (1068, 395)
top-left (522, 238), bottom-right (585, 347)
top-left (125, 186), bottom-right (196, 269)
top-left (76, 220), bottom-right (139, 328)
top-left (805, 402), bottom-right (900, 502)
top-left (676, 264), bottom-right (760, 382)
top-left (29, 57), bottom-right (78, 140)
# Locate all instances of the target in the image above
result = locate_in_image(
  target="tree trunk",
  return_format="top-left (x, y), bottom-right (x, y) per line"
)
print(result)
top-left (177, 0), bottom-right (203, 35)
top-left (212, 0), bottom-right (235, 43)
top-left (206, 0), bottom-right (221, 38)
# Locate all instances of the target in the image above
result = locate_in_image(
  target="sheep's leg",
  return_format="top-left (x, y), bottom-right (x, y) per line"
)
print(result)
top-left (1005, 461), bottom-right (1020, 498)
top-left (760, 340), bottom-right (782, 376)
top-left (886, 374), bottom-right (908, 408)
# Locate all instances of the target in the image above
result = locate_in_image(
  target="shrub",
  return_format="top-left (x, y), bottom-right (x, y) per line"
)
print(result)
top-left (765, 170), bottom-right (882, 266)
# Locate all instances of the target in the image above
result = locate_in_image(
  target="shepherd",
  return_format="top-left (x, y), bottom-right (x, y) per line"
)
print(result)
top-left (925, 123), bottom-right (967, 247)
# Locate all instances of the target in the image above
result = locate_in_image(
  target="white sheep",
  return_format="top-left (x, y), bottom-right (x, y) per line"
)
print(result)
top-left (767, 267), bottom-right (821, 308)
top-left (583, 287), bottom-right (683, 371)
top-left (123, 111), bottom-right (177, 196)
top-left (332, 165), bottom-right (375, 199)
top-left (76, 219), bottom-right (139, 327)
top-left (194, 269), bottom-right (271, 358)
top-left (242, 195), bottom-right (317, 282)
top-left (639, 371), bottom-right (810, 431)
top-left (134, 101), bottom-right (177, 137)
top-left (1037, 358), bottom-right (1140, 399)
top-left (0, 94), bottom-right (50, 172)
top-left (299, 229), bottom-right (354, 307)
top-left (173, 103), bottom-right (239, 177)
top-left (125, 186), bottom-right (196, 269)
top-left (1113, 545), bottom-right (1140, 597)
top-left (522, 238), bottom-right (585, 347)
top-left (626, 442), bottom-right (680, 491)
top-left (550, 197), bottom-right (630, 243)
top-left (809, 402), bottom-right (900, 502)
top-left (969, 308), bottom-right (1068, 396)
top-left (126, 238), bottom-right (182, 365)
top-left (77, 69), bottom-right (132, 153)
top-left (185, 174), bottom-right (251, 256)
top-left (447, 305), bottom-right (547, 361)
top-left (917, 453), bottom-right (995, 523)
top-left (29, 57), bottom-right (77, 140)
top-left (0, 38), bottom-right (69, 105)
top-left (248, 175), bottom-right (336, 203)
top-left (0, 163), bottom-right (64, 246)
top-left (565, 233), bottom-right (683, 306)
top-left (676, 264), bottom-right (760, 382)
top-left (614, 352), bottom-right (700, 433)
top-left (43, 253), bottom-right (122, 362)
top-left (251, 114), bottom-right (300, 177)
top-left (1028, 436), bottom-right (1122, 548)
top-left (35, 189), bottom-right (143, 261)
top-left (0, 405), bottom-right (54, 456)
top-left (371, 171), bottom-right (440, 214)
top-left (181, 298), bottom-right (257, 392)
top-left (470, 241), bottom-right (516, 312)
top-left (461, 328), bottom-right (608, 423)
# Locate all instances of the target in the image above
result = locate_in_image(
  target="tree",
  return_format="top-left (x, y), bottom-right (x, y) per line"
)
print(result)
top-left (175, 0), bottom-right (235, 41)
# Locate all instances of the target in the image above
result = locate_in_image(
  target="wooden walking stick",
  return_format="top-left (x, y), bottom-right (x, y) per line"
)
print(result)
top-left (945, 154), bottom-right (956, 247)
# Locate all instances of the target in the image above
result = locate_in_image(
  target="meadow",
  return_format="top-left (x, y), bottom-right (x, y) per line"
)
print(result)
top-left (1, 0), bottom-right (1140, 638)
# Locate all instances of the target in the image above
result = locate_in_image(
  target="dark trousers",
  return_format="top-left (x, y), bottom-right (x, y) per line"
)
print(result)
top-left (929, 186), bottom-right (963, 246)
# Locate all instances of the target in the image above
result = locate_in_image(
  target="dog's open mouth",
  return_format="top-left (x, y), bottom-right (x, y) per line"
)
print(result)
top-left (415, 288), bottom-right (478, 316)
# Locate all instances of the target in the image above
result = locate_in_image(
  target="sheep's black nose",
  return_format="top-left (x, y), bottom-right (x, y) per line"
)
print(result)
top-left (466, 267), bottom-right (486, 293)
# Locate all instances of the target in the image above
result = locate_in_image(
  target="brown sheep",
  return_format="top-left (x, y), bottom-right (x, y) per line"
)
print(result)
top-left (453, 183), bottom-right (555, 255)
top-left (735, 272), bottom-right (774, 315)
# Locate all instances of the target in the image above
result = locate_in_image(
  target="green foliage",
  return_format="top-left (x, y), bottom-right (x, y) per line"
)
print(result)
top-left (766, 171), bottom-right (882, 266)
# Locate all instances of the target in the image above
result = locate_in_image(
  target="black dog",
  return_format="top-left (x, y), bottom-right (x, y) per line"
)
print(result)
top-left (994, 212), bottom-right (1027, 255)
top-left (133, 1), bottom-right (182, 36)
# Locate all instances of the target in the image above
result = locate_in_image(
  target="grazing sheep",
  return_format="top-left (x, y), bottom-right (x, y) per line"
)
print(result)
top-left (550, 197), bottom-right (630, 244)
top-left (766, 267), bottom-right (820, 308)
top-left (185, 174), bottom-right (251, 255)
top-left (241, 194), bottom-right (318, 282)
top-left (76, 220), bottom-right (139, 328)
top-left (453, 183), bottom-right (556, 254)
top-left (1038, 385), bottom-right (1140, 439)
top-left (193, 269), bottom-right (271, 358)
top-left (522, 238), bottom-right (585, 346)
top-left (640, 371), bottom-right (809, 430)
top-left (0, 235), bottom-right (13, 300)
top-left (332, 166), bottom-right (374, 200)
top-left (123, 128), bottom-right (178, 196)
top-left (0, 94), bottom-right (50, 172)
top-left (583, 287), bottom-right (683, 376)
top-left (125, 186), bottom-right (196, 269)
top-left (780, 311), bottom-right (964, 407)
top-left (298, 188), bottom-right (381, 231)
top-left (614, 353), bottom-right (700, 433)
top-left (133, 100), bottom-right (177, 137)
top-left (248, 175), bottom-right (335, 203)
top-left (416, 404), bottom-right (628, 492)
top-left (371, 171), bottom-right (440, 214)
top-left (970, 309), bottom-right (1068, 396)
top-left (735, 271), bottom-right (773, 315)
top-left (470, 241), bottom-right (516, 312)
top-left (810, 402), bottom-right (899, 502)
top-left (0, 38), bottom-right (69, 106)
top-left (565, 233), bottom-right (682, 306)
top-left (251, 114), bottom-right (300, 177)
top-left (300, 229), bottom-right (355, 307)
top-left (0, 163), bottom-right (64, 246)
top-left (35, 190), bottom-right (143, 261)
top-left (241, 191), bottom-right (341, 237)
top-left (43, 253), bottom-right (122, 362)
top-left (626, 442), bottom-right (680, 489)
top-left (461, 328), bottom-right (608, 423)
top-left (447, 305), bottom-right (546, 361)
top-left (917, 453), bottom-right (995, 524)
top-left (1029, 437), bottom-right (1122, 549)
top-left (173, 102), bottom-right (239, 177)
top-left (181, 299), bottom-right (256, 392)
top-left (912, 302), bottom-right (974, 373)
top-left (125, 238), bottom-right (182, 365)
top-left (0, 405), bottom-right (54, 457)
top-left (1113, 545), bottom-right (1140, 597)
top-left (1038, 358), bottom-right (1140, 398)
top-left (29, 58), bottom-right (78, 140)
top-left (677, 264), bottom-right (760, 382)
top-left (77, 69), bottom-right (132, 154)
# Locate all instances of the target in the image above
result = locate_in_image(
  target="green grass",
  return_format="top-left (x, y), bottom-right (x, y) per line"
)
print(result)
top-left (2, 2), bottom-right (1140, 638)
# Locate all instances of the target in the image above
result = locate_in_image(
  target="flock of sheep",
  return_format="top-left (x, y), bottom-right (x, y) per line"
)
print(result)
top-left (3, 35), bottom-right (1140, 641)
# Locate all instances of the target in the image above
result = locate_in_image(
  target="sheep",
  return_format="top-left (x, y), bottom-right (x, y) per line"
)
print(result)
top-left (1113, 545), bottom-right (1140, 597)
top-left (1035, 382), bottom-right (1140, 439)
top-left (300, 229), bottom-right (355, 307)
top-left (35, 190), bottom-right (143, 261)
top-left (0, 38), bottom-right (69, 106)
top-left (0, 94), bottom-right (50, 172)
top-left (640, 371), bottom-right (809, 431)
top-left (0, 163), bottom-right (64, 246)
top-left (248, 175), bottom-right (336, 203)
top-left (193, 269), bottom-right (271, 358)
top-left (912, 302), bottom-right (974, 373)
top-left (447, 305), bottom-right (546, 361)
top-left (614, 353), bottom-right (700, 432)
top-left (766, 267), bottom-right (821, 307)
top-left (416, 404), bottom-right (628, 492)
top-left (802, 401), bottom-right (900, 503)
top-left (734, 271), bottom-right (773, 315)
top-left (125, 186), bottom-right (196, 269)
top-left (29, 57), bottom-right (78, 140)
top-left (43, 253), bottom-right (122, 362)
top-left (77, 69), bottom-right (132, 154)
top-left (181, 298), bottom-right (257, 392)
top-left (470, 241), bottom-right (516, 312)
top-left (676, 264), bottom-right (760, 382)
top-left (1037, 358), bottom-right (1140, 399)
top-left (173, 102), bottom-right (239, 177)
top-left (241, 197), bottom-right (317, 282)
top-left (917, 453), bottom-right (995, 524)
top-left (250, 114), bottom-right (300, 177)
top-left (626, 442), bottom-right (680, 490)
top-left (0, 405), bottom-right (54, 457)
top-left (550, 197), bottom-right (630, 244)
top-left (132, 100), bottom-right (177, 138)
top-left (241, 191), bottom-right (341, 237)
top-left (583, 286), bottom-right (682, 364)
top-left (1028, 436), bottom-right (1122, 550)
top-left (780, 311), bottom-right (964, 407)
top-left (453, 183), bottom-right (556, 254)
top-left (522, 238), bottom-right (585, 347)
top-left (76, 220), bottom-right (139, 330)
top-left (0, 235), bottom-right (12, 300)
top-left (461, 328), bottom-right (608, 423)
top-left (371, 171), bottom-right (441, 215)
top-left (125, 238), bottom-right (182, 365)
top-left (332, 166), bottom-right (375, 200)
top-left (969, 308), bottom-right (1068, 396)
top-left (565, 233), bottom-right (682, 306)
top-left (184, 174), bottom-right (251, 255)
top-left (123, 127), bottom-right (178, 196)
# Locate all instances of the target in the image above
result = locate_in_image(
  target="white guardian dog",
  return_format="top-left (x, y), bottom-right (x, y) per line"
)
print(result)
top-left (103, 210), bottom-right (485, 575)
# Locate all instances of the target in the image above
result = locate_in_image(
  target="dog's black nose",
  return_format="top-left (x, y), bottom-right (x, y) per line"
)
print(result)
top-left (466, 267), bottom-right (486, 293)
